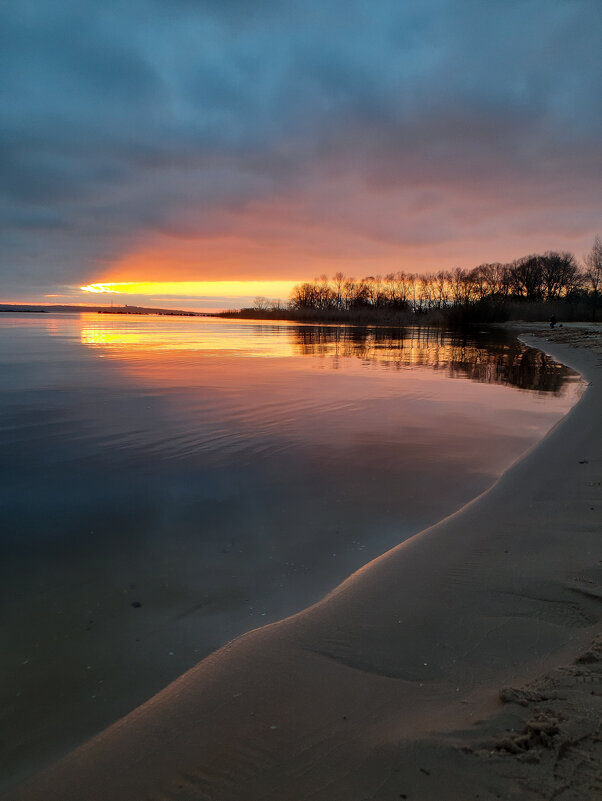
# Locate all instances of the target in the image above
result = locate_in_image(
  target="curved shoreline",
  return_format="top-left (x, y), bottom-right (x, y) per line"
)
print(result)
top-left (6, 327), bottom-right (601, 801)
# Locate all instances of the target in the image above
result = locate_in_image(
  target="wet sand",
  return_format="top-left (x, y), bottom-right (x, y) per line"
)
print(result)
top-left (4, 325), bottom-right (601, 801)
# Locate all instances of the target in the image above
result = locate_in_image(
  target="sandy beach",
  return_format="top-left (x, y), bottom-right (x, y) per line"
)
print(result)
top-left (4, 325), bottom-right (601, 801)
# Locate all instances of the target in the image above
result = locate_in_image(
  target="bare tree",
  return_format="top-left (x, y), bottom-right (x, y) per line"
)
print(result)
top-left (510, 255), bottom-right (545, 301)
top-left (584, 235), bottom-right (602, 321)
top-left (343, 277), bottom-right (356, 310)
top-left (332, 272), bottom-right (345, 310)
top-left (540, 251), bottom-right (579, 301)
top-left (289, 283), bottom-right (317, 309)
top-left (431, 270), bottom-right (450, 309)
top-left (286, 248), bottom-right (583, 318)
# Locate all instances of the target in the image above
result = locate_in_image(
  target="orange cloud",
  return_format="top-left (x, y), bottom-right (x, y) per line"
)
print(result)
top-left (89, 168), bottom-right (597, 297)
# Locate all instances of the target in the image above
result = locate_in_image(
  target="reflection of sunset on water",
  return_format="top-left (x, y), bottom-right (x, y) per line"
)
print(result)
top-left (0, 311), bottom-right (585, 789)
top-left (79, 314), bottom-right (297, 358)
top-left (70, 313), bottom-right (586, 468)
top-left (78, 314), bottom-right (576, 396)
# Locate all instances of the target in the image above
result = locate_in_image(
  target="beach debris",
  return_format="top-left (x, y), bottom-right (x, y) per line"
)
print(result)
top-left (499, 686), bottom-right (547, 706)
top-left (496, 714), bottom-right (559, 753)
top-left (574, 637), bottom-right (602, 663)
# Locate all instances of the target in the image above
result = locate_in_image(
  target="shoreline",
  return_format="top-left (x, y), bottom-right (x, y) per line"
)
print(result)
top-left (5, 325), bottom-right (601, 801)
top-left (0, 303), bottom-right (207, 316)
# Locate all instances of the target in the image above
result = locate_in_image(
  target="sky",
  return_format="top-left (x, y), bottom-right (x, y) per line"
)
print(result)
top-left (1, 0), bottom-right (601, 310)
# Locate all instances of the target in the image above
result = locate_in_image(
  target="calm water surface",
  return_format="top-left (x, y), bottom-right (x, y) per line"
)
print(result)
top-left (0, 313), bottom-right (582, 785)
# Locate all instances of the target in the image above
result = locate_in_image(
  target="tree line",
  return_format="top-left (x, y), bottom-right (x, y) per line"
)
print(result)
top-left (286, 237), bottom-right (602, 319)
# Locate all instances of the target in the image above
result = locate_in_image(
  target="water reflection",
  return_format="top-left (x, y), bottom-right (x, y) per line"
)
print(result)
top-left (0, 313), bottom-right (582, 788)
top-left (78, 315), bottom-right (571, 394)
top-left (290, 325), bottom-right (570, 393)
top-left (79, 314), bottom-right (297, 358)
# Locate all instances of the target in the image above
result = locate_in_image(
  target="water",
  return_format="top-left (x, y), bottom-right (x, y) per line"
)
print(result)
top-left (0, 313), bottom-right (582, 786)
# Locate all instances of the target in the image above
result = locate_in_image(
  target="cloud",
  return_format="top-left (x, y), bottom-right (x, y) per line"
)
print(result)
top-left (1, 0), bottom-right (601, 296)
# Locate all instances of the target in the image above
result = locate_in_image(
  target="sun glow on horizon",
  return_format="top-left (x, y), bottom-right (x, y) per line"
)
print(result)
top-left (80, 280), bottom-right (299, 300)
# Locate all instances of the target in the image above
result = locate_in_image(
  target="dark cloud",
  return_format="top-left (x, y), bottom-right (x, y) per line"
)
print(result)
top-left (1, 0), bottom-right (601, 293)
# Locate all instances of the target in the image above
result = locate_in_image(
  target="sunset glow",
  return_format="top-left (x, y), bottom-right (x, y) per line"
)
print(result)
top-left (2, 1), bottom-right (600, 308)
top-left (80, 281), bottom-right (298, 301)
top-left (2, 4), bottom-right (602, 800)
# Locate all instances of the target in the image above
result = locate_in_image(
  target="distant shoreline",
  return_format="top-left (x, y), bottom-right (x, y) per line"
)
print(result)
top-left (0, 303), bottom-right (209, 317)
top-left (2, 303), bottom-right (597, 328)
top-left (215, 303), bottom-right (596, 327)
top-left (0, 308), bottom-right (48, 313)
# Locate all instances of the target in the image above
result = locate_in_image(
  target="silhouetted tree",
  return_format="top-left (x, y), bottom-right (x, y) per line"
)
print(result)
top-left (286, 252), bottom-right (590, 321)
top-left (510, 255), bottom-right (545, 301)
top-left (540, 251), bottom-right (580, 300)
top-left (332, 271), bottom-right (345, 310)
top-left (584, 235), bottom-right (602, 321)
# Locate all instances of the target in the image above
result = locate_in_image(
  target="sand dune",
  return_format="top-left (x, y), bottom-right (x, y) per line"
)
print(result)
top-left (5, 325), bottom-right (601, 801)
